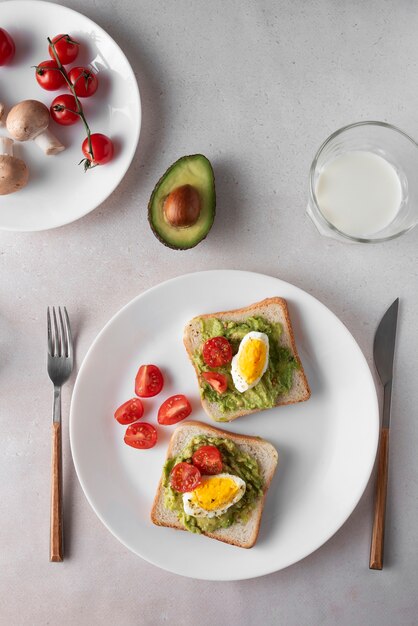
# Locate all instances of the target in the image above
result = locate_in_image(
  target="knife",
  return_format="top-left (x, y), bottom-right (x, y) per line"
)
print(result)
top-left (369, 298), bottom-right (399, 570)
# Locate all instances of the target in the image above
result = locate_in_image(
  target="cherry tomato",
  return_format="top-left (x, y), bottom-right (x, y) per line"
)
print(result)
top-left (69, 66), bottom-right (98, 97)
top-left (0, 28), bottom-right (15, 66)
top-left (114, 398), bottom-right (144, 425)
top-left (35, 60), bottom-right (66, 91)
top-left (158, 395), bottom-right (192, 426)
top-left (202, 336), bottom-right (232, 368)
top-left (202, 371), bottom-right (228, 394)
top-left (192, 445), bottom-right (223, 475)
top-left (48, 34), bottom-right (79, 65)
top-left (50, 94), bottom-right (79, 126)
top-left (135, 364), bottom-right (164, 398)
top-left (81, 133), bottom-right (114, 169)
top-left (124, 422), bottom-right (157, 449)
top-left (170, 462), bottom-right (201, 493)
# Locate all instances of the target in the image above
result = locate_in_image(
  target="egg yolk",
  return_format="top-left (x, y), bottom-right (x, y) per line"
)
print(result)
top-left (191, 476), bottom-right (239, 511)
top-left (238, 338), bottom-right (267, 384)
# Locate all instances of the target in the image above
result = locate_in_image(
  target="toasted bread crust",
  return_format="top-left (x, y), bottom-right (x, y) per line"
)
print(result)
top-left (150, 421), bottom-right (278, 548)
top-left (183, 297), bottom-right (310, 422)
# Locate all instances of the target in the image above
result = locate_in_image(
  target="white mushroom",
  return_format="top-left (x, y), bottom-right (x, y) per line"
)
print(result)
top-left (0, 136), bottom-right (29, 195)
top-left (6, 100), bottom-right (65, 156)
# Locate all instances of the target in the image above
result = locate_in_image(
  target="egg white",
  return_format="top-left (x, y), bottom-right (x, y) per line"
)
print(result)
top-left (231, 331), bottom-right (269, 392)
top-left (182, 473), bottom-right (246, 518)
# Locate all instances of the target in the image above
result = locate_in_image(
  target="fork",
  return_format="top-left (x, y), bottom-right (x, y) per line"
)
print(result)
top-left (47, 307), bottom-right (74, 562)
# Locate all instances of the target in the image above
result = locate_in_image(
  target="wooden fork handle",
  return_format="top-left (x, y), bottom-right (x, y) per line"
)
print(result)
top-left (50, 421), bottom-right (63, 562)
top-left (369, 427), bottom-right (389, 570)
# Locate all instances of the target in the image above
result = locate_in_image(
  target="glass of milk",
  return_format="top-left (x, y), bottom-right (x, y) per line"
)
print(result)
top-left (307, 121), bottom-right (418, 242)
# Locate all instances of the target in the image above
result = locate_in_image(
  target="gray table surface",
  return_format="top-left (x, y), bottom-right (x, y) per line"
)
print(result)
top-left (1, 0), bottom-right (418, 624)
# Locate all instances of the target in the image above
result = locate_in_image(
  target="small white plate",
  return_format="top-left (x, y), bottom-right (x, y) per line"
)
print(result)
top-left (70, 270), bottom-right (379, 581)
top-left (0, 0), bottom-right (141, 231)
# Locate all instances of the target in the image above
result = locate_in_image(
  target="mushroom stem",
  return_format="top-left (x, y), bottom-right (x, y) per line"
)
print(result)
top-left (0, 136), bottom-right (14, 156)
top-left (33, 129), bottom-right (65, 156)
top-left (0, 102), bottom-right (5, 127)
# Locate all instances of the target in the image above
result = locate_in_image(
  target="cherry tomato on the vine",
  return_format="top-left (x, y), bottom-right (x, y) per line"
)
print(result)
top-left (81, 133), bottom-right (114, 169)
top-left (0, 28), bottom-right (15, 66)
top-left (48, 34), bottom-right (79, 65)
top-left (35, 60), bottom-right (66, 91)
top-left (69, 66), bottom-right (98, 97)
top-left (50, 94), bottom-right (79, 126)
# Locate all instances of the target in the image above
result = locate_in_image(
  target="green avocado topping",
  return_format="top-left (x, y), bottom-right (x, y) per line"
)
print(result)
top-left (163, 435), bottom-right (264, 534)
top-left (193, 316), bottom-right (299, 416)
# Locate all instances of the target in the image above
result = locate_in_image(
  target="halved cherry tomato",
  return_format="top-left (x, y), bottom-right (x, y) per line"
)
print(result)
top-left (158, 395), bottom-right (192, 425)
top-left (192, 445), bottom-right (223, 475)
top-left (50, 94), bottom-right (79, 126)
top-left (202, 336), bottom-right (232, 368)
top-left (114, 398), bottom-right (144, 425)
top-left (35, 60), bottom-right (66, 91)
top-left (135, 364), bottom-right (164, 398)
top-left (0, 28), bottom-right (15, 66)
top-left (202, 371), bottom-right (228, 394)
top-left (124, 422), bottom-right (157, 449)
top-left (69, 66), bottom-right (98, 97)
top-left (170, 462), bottom-right (201, 493)
top-left (48, 34), bottom-right (79, 65)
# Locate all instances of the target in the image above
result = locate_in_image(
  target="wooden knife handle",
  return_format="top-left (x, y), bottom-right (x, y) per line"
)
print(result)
top-left (369, 427), bottom-right (389, 570)
top-left (50, 421), bottom-right (63, 562)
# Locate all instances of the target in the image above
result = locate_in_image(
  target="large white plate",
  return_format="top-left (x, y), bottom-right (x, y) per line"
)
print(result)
top-left (70, 270), bottom-right (379, 580)
top-left (0, 0), bottom-right (140, 231)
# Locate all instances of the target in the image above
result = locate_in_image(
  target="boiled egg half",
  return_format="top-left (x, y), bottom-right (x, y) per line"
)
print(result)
top-left (182, 473), bottom-right (246, 518)
top-left (231, 331), bottom-right (269, 392)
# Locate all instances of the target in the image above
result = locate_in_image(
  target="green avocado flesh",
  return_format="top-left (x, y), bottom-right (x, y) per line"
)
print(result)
top-left (148, 154), bottom-right (216, 250)
top-left (163, 435), bottom-right (264, 533)
top-left (193, 316), bottom-right (299, 418)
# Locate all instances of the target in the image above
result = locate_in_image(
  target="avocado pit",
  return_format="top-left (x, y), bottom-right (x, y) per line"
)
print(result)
top-left (163, 184), bottom-right (201, 228)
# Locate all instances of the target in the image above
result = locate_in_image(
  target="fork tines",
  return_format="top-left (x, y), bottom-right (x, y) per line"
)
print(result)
top-left (47, 306), bottom-right (72, 358)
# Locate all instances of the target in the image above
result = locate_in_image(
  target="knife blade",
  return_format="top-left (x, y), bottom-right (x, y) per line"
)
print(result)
top-left (369, 298), bottom-right (399, 570)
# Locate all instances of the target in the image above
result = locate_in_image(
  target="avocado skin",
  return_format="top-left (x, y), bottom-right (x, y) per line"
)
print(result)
top-left (148, 154), bottom-right (216, 250)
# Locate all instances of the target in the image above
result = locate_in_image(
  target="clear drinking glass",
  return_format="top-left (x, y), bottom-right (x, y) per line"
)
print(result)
top-left (307, 121), bottom-right (418, 243)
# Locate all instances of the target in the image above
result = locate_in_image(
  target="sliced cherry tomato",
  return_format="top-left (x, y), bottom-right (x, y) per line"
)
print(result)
top-left (48, 34), bottom-right (79, 65)
top-left (35, 60), bottom-right (66, 91)
top-left (158, 395), bottom-right (192, 425)
top-left (202, 371), bottom-right (228, 394)
top-left (202, 336), bottom-right (232, 368)
top-left (192, 445), bottom-right (223, 475)
top-left (135, 364), bottom-right (164, 398)
top-left (69, 66), bottom-right (98, 97)
top-left (0, 28), bottom-right (15, 66)
top-left (114, 398), bottom-right (144, 425)
top-left (170, 462), bottom-right (201, 493)
top-left (124, 422), bottom-right (157, 449)
top-left (50, 94), bottom-right (79, 126)
top-left (81, 133), bottom-right (114, 170)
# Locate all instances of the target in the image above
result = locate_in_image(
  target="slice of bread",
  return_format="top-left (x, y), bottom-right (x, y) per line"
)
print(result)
top-left (183, 297), bottom-right (310, 422)
top-left (151, 421), bottom-right (278, 548)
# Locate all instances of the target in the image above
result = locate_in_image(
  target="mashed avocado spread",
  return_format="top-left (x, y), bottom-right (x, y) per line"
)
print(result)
top-left (193, 316), bottom-right (298, 418)
top-left (163, 435), bottom-right (264, 533)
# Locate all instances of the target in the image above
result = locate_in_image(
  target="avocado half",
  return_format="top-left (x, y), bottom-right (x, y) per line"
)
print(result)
top-left (148, 154), bottom-right (216, 250)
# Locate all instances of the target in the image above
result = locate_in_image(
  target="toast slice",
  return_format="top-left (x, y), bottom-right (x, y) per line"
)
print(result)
top-left (150, 421), bottom-right (278, 548)
top-left (183, 297), bottom-right (310, 422)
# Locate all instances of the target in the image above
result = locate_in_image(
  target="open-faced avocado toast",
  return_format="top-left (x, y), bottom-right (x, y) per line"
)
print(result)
top-left (148, 154), bottom-right (216, 250)
top-left (183, 298), bottom-right (311, 422)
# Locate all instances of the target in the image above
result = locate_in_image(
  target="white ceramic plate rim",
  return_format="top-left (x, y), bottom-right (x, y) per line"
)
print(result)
top-left (0, 0), bottom-right (141, 232)
top-left (70, 270), bottom-right (379, 580)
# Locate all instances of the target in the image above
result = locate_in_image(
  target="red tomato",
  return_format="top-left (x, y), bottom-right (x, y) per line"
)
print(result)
top-left (50, 94), bottom-right (79, 126)
top-left (158, 395), bottom-right (192, 426)
top-left (192, 445), bottom-right (223, 475)
top-left (35, 60), bottom-right (66, 91)
top-left (81, 134), bottom-right (114, 168)
top-left (114, 398), bottom-right (144, 425)
top-left (135, 364), bottom-right (164, 398)
top-left (124, 422), bottom-right (157, 449)
top-left (69, 66), bottom-right (98, 97)
top-left (170, 462), bottom-right (201, 493)
top-left (0, 28), bottom-right (15, 65)
top-left (202, 336), bottom-right (232, 368)
top-left (48, 34), bottom-right (79, 65)
top-left (202, 371), bottom-right (228, 394)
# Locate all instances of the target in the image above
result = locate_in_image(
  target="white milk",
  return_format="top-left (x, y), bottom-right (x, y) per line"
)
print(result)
top-left (315, 151), bottom-right (402, 237)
